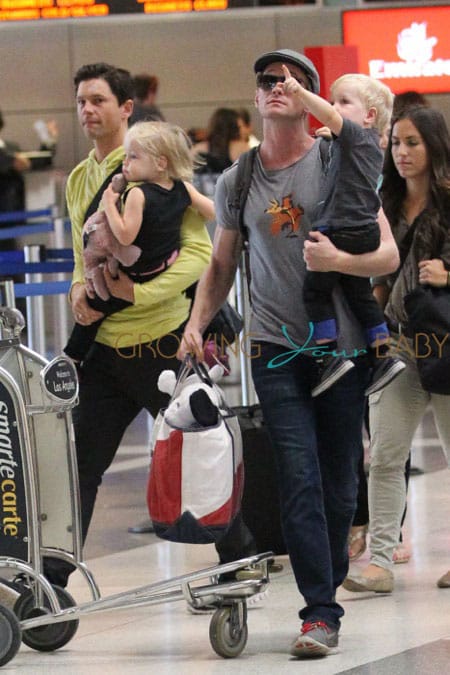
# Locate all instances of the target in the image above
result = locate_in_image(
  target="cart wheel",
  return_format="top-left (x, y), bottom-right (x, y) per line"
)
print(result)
top-left (209, 605), bottom-right (248, 658)
top-left (14, 585), bottom-right (79, 652)
top-left (0, 604), bottom-right (22, 666)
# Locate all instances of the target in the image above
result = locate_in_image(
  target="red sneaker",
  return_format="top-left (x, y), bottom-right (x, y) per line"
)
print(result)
top-left (290, 621), bottom-right (339, 658)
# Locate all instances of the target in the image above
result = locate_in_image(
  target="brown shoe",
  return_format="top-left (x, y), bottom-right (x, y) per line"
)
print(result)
top-left (343, 567), bottom-right (394, 593)
top-left (437, 570), bottom-right (450, 588)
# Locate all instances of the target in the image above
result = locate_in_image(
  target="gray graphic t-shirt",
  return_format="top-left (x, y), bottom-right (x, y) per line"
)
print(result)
top-left (215, 140), bottom-right (366, 356)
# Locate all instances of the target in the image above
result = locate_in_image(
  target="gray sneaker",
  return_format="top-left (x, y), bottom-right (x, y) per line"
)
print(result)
top-left (365, 357), bottom-right (406, 396)
top-left (290, 621), bottom-right (339, 658)
top-left (311, 355), bottom-right (355, 398)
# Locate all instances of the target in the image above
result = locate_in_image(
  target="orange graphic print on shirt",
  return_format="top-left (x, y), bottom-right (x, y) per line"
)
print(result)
top-left (265, 195), bottom-right (304, 237)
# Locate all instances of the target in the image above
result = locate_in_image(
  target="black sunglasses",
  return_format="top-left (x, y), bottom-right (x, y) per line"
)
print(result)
top-left (256, 73), bottom-right (308, 91)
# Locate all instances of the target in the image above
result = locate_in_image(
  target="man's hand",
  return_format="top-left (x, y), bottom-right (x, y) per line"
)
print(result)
top-left (103, 266), bottom-right (135, 302)
top-left (303, 230), bottom-right (342, 272)
top-left (71, 283), bottom-right (104, 325)
top-left (177, 321), bottom-right (204, 362)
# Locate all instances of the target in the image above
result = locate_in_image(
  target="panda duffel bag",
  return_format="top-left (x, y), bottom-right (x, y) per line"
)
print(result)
top-left (147, 359), bottom-right (244, 544)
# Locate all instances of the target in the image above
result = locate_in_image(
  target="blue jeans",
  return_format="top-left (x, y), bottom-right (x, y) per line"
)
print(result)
top-left (251, 341), bottom-right (369, 629)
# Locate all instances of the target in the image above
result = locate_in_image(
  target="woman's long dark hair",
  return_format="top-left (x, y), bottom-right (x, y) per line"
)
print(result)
top-left (381, 105), bottom-right (450, 257)
top-left (207, 108), bottom-right (241, 158)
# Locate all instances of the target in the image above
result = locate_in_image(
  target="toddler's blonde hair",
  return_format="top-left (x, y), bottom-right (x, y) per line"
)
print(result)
top-left (125, 121), bottom-right (194, 182)
top-left (331, 74), bottom-right (394, 135)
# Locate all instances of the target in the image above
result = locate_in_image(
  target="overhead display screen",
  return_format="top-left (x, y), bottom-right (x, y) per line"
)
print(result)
top-left (342, 5), bottom-right (450, 95)
top-left (0, 0), bottom-right (228, 21)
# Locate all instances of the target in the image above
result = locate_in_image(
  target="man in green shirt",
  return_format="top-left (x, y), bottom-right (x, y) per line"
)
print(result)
top-left (44, 63), bottom-right (213, 587)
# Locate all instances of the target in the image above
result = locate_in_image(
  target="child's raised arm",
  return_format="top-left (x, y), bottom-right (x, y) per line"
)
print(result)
top-left (282, 64), bottom-right (343, 136)
top-left (184, 182), bottom-right (215, 222)
top-left (102, 184), bottom-right (145, 246)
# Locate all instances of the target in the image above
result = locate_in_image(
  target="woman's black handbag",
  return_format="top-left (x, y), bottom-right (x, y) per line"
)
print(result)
top-left (404, 285), bottom-right (450, 395)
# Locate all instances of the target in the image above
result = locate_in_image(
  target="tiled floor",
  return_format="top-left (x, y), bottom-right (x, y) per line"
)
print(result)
top-left (2, 404), bottom-right (450, 673)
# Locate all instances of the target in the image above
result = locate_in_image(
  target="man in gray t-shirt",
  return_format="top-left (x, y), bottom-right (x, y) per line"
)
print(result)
top-left (179, 49), bottom-right (399, 660)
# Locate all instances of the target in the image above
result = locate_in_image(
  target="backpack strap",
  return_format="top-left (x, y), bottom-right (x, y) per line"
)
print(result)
top-left (233, 146), bottom-right (258, 243)
top-left (84, 163), bottom-right (124, 222)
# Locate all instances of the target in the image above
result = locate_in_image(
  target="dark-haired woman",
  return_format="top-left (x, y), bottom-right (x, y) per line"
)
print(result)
top-left (344, 105), bottom-right (450, 593)
top-left (192, 108), bottom-right (250, 196)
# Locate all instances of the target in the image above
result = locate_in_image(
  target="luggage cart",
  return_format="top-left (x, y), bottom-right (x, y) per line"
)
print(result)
top-left (0, 306), bottom-right (271, 666)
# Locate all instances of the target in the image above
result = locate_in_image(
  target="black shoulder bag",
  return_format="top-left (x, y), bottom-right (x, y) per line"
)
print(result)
top-left (399, 222), bottom-right (450, 395)
top-left (404, 282), bottom-right (450, 395)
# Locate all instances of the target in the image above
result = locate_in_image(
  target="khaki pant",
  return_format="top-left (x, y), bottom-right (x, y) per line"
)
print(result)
top-left (368, 341), bottom-right (450, 570)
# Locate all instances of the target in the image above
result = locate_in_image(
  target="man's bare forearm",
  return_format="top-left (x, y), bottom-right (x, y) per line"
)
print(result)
top-left (188, 227), bottom-right (242, 333)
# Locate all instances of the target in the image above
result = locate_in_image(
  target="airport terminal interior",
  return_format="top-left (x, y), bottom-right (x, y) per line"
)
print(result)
top-left (1, 1), bottom-right (450, 672)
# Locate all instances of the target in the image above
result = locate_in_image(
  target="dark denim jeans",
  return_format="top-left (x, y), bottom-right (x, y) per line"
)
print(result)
top-left (251, 341), bottom-right (369, 629)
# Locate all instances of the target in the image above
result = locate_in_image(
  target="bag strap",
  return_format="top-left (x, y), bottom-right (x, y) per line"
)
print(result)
top-left (84, 163), bottom-right (124, 222)
top-left (392, 217), bottom-right (420, 283)
top-left (171, 357), bottom-right (231, 413)
top-left (170, 356), bottom-right (214, 397)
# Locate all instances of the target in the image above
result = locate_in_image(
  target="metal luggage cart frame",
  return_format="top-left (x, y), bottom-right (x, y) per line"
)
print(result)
top-left (0, 307), bottom-right (271, 666)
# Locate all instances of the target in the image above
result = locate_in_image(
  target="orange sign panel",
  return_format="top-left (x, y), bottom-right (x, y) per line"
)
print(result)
top-left (0, 0), bottom-right (226, 20)
top-left (342, 5), bottom-right (450, 94)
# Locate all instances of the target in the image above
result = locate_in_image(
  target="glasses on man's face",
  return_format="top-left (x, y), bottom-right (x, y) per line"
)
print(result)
top-left (256, 73), bottom-right (308, 91)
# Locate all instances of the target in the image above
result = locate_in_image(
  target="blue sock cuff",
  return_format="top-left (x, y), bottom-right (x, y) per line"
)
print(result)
top-left (313, 319), bottom-right (337, 341)
top-left (367, 322), bottom-right (389, 345)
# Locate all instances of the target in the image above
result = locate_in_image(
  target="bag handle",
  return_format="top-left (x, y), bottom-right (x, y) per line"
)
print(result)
top-left (169, 356), bottom-right (232, 414)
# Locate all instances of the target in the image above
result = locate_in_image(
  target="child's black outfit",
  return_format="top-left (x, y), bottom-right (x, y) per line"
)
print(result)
top-left (64, 180), bottom-right (190, 362)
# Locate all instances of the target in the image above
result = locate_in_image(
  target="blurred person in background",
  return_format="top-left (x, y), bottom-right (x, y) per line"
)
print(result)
top-left (236, 107), bottom-right (260, 148)
top-left (129, 73), bottom-right (165, 125)
top-left (192, 107), bottom-right (250, 197)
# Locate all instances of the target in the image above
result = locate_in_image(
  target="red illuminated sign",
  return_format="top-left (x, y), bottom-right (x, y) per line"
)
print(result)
top-left (342, 5), bottom-right (450, 95)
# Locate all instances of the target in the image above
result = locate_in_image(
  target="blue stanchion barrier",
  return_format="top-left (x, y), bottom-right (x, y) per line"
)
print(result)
top-left (0, 249), bottom-right (74, 264)
top-left (1, 262), bottom-right (74, 275)
top-left (14, 281), bottom-right (71, 298)
top-left (0, 208), bottom-right (52, 224)
top-left (0, 223), bottom-right (55, 239)
top-left (0, 251), bottom-right (23, 263)
top-left (0, 249), bottom-right (74, 263)
top-left (0, 206), bottom-right (72, 239)
top-left (0, 244), bottom-right (74, 298)
top-left (46, 248), bottom-right (74, 260)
